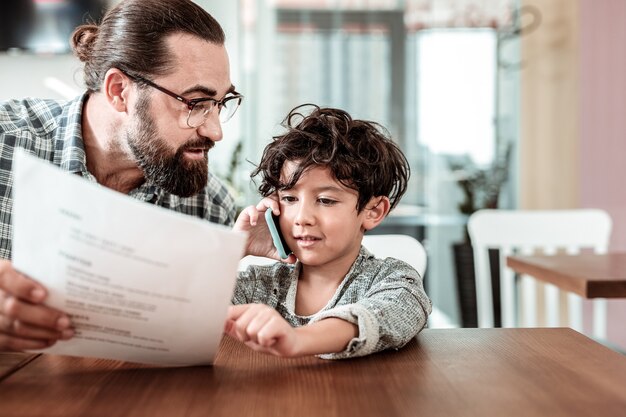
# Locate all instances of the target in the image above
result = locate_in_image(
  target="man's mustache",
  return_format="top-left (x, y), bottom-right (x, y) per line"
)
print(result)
top-left (181, 137), bottom-right (215, 152)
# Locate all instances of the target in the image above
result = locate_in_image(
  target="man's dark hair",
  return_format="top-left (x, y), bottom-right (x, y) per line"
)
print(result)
top-left (252, 104), bottom-right (410, 213)
top-left (70, 0), bottom-right (225, 92)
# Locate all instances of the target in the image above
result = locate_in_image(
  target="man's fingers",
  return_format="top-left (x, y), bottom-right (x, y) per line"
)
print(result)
top-left (0, 315), bottom-right (72, 341)
top-left (0, 262), bottom-right (46, 303)
top-left (0, 263), bottom-right (66, 352)
top-left (0, 332), bottom-right (54, 352)
top-left (2, 296), bottom-right (71, 331)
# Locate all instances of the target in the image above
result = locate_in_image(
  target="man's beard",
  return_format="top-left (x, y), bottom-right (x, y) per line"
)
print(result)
top-left (126, 94), bottom-right (213, 197)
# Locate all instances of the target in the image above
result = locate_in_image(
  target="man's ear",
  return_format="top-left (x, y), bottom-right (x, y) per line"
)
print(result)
top-left (102, 68), bottom-right (132, 113)
top-left (362, 196), bottom-right (391, 231)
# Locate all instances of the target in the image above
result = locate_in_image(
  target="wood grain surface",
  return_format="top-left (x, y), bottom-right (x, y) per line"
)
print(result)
top-left (507, 253), bottom-right (626, 297)
top-left (1, 329), bottom-right (625, 417)
top-left (0, 352), bottom-right (38, 381)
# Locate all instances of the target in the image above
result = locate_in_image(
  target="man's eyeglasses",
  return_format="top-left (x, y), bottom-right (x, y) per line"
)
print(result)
top-left (120, 70), bottom-right (243, 127)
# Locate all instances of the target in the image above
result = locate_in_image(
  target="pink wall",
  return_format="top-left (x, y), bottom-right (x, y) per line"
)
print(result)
top-left (580, 0), bottom-right (626, 349)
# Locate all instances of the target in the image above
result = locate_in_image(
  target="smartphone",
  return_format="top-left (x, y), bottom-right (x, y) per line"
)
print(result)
top-left (265, 208), bottom-right (292, 259)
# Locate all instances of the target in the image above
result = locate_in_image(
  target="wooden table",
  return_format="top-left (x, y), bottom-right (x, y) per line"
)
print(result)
top-left (507, 253), bottom-right (626, 339)
top-left (2, 328), bottom-right (626, 417)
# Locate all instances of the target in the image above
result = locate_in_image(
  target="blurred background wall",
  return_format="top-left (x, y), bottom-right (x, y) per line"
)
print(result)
top-left (520, 0), bottom-right (626, 349)
top-left (1, 0), bottom-right (625, 349)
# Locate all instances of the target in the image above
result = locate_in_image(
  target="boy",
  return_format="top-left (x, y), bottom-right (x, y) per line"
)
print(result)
top-left (227, 105), bottom-right (432, 359)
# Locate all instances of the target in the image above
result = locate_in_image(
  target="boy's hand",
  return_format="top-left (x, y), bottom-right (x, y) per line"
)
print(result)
top-left (225, 304), bottom-right (359, 358)
top-left (235, 198), bottom-right (296, 263)
top-left (225, 304), bottom-right (301, 357)
top-left (0, 260), bottom-right (74, 351)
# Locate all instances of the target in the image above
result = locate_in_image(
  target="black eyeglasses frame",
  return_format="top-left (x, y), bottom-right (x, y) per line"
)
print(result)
top-left (119, 69), bottom-right (243, 127)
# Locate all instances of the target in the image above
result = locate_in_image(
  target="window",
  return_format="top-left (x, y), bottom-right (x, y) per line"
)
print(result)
top-left (417, 29), bottom-right (496, 166)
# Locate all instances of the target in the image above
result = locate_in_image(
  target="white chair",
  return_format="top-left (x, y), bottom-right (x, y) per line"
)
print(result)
top-left (239, 234), bottom-right (455, 329)
top-left (362, 234), bottom-right (427, 278)
top-left (467, 209), bottom-right (612, 337)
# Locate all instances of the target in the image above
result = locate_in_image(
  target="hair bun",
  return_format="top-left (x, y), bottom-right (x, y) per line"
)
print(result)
top-left (70, 24), bottom-right (99, 62)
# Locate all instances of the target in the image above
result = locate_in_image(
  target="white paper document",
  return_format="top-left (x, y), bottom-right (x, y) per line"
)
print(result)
top-left (12, 150), bottom-right (247, 366)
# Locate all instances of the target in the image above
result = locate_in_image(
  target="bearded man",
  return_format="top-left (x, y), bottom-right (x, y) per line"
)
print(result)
top-left (0, 0), bottom-right (266, 352)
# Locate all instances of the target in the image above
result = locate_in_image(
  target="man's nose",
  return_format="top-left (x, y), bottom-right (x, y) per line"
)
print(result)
top-left (196, 110), bottom-right (223, 142)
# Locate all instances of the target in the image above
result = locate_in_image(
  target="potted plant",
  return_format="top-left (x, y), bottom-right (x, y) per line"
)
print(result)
top-left (449, 144), bottom-right (512, 327)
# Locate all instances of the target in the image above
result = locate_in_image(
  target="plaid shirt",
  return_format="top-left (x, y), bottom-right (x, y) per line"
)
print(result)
top-left (0, 94), bottom-right (236, 260)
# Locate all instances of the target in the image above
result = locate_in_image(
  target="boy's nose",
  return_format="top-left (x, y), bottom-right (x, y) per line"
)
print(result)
top-left (294, 204), bottom-right (315, 226)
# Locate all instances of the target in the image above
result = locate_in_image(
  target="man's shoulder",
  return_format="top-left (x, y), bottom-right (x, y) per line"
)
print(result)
top-left (205, 171), bottom-right (235, 201)
top-left (0, 97), bottom-right (66, 134)
top-left (204, 172), bottom-right (238, 219)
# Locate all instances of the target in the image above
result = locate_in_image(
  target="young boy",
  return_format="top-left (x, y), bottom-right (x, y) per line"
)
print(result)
top-left (227, 105), bottom-right (432, 359)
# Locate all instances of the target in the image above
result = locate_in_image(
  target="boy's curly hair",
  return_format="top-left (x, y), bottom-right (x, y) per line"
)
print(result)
top-left (252, 104), bottom-right (409, 212)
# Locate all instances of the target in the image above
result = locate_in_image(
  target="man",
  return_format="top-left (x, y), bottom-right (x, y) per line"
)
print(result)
top-left (0, 0), bottom-right (268, 352)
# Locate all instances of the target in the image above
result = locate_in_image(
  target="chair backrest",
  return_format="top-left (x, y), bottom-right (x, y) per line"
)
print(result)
top-left (362, 234), bottom-right (427, 277)
top-left (239, 234), bottom-right (427, 277)
top-left (467, 209), bottom-right (612, 328)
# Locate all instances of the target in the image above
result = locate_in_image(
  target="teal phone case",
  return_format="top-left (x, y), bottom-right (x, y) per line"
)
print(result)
top-left (265, 208), bottom-right (292, 259)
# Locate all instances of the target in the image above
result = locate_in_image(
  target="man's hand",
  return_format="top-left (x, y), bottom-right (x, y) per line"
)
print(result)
top-left (225, 304), bottom-right (300, 357)
top-left (234, 198), bottom-right (296, 263)
top-left (0, 260), bottom-right (73, 351)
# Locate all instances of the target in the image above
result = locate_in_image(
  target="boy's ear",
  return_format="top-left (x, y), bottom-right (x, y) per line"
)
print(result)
top-left (362, 196), bottom-right (391, 231)
top-left (102, 68), bottom-right (132, 113)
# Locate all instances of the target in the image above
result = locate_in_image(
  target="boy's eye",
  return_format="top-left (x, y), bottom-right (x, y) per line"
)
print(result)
top-left (318, 198), bottom-right (337, 206)
top-left (280, 195), bottom-right (297, 203)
